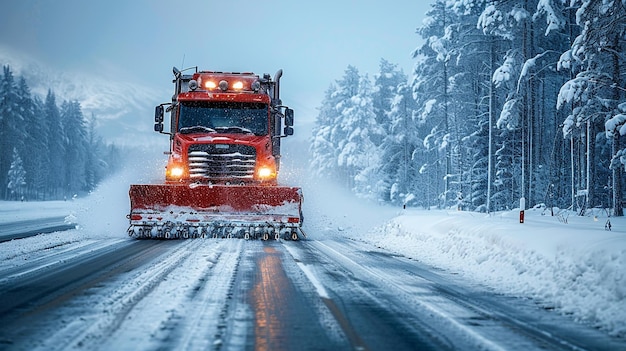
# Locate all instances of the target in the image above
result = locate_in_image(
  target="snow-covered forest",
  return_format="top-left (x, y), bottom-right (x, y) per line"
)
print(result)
top-left (310, 0), bottom-right (626, 215)
top-left (0, 65), bottom-right (121, 201)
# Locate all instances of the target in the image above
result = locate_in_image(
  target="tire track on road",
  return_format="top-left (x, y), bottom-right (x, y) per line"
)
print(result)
top-left (0, 240), bottom-right (187, 349)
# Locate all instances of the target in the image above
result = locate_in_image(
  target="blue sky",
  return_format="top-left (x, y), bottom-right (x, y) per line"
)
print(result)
top-left (0, 0), bottom-right (433, 143)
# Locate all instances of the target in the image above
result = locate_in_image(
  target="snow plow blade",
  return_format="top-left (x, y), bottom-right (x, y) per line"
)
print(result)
top-left (127, 184), bottom-right (303, 240)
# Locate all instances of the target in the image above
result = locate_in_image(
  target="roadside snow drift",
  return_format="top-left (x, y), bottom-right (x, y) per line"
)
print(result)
top-left (365, 208), bottom-right (626, 337)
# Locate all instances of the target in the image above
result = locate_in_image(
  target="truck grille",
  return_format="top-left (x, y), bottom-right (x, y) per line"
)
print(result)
top-left (187, 144), bottom-right (256, 180)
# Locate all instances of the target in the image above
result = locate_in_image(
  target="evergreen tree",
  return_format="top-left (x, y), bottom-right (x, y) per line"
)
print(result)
top-left (379, 82), bottom-right (420, 206)
top-left (310, 66), bottom-right (386, 199)
top-left (411, 0), bottom-right (454, 208)
top-left (446, 0), bottom-right (502, 211)
top-left (84, 113), bottom-right (110, 192)
top-left (307, 0), bottom-right (625, 214)
top-left (60, 100), bottom-right (88, 197)
top-left (0, 68), bottom-right (118, 200)
top-left (0, 66), bottom-right (22, 199)
top-left (331, 65), bottom-right (362, 186)
top-left (31, 96), bottom-right (49, 200)
top-left (337, 74), bottom-right (384, 198)
top-left (16, 76), bottom-right (49, 200)
top-left (310, 84), bottom-right (341, 180)
top-left (557, 0), bottom-right (626, 215)
top-left (84, 113), bottom-right (97, 192)
top-left (373, 59), bottom-right (407, 133)
top-left (43, 90), bottom-right (66, 198)
top-left (7, 148), bottom-right (26, 200)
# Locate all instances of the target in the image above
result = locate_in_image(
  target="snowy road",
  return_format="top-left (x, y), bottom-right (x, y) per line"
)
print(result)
top-left (0, 216), bottom-right (76, 242)
top-left (0, 224), bottom-right (622, 351)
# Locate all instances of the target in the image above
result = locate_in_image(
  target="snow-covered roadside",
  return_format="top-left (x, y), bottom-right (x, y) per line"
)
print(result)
top-left (0, 200), bottom-right (80, 223)
top-left (298, 173), bottom-right (626, 338)
top-left (363, 208), bottom-right (626, 338)
top-left (0, 149), bottom-right (164, 263)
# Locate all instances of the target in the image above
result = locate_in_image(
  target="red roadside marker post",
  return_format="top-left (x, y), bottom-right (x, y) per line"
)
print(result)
top-left (519, 197), bottom-right (525, 224)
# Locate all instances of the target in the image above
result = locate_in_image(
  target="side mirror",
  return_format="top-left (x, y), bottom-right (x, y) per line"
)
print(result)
top-left (155, 105), bottom-right (164, 123)
top-left (284, 108), bottom-right (294, 127)
top-left (283, 126), bottom-right (294, 136)
top-left (154, 105), bottom-right (165, 133)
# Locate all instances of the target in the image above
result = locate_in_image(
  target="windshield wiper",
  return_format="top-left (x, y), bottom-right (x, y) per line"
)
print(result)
top-left (214, 126), bottom-right (254, 134)
top-left (179, 126), bottom-right (216, 134)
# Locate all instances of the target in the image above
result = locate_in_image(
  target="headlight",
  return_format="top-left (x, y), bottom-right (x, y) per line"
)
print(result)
top-left (232, 81), bottom-right (244, 90)
top-left (170, 167), bottom-right (184, 177)
top-left (257, 166), bottom-right (275, 179)
top-left (167, 165), bottom-right (186, 180)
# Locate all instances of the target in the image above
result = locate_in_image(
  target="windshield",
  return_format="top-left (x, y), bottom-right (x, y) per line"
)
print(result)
top-left (178, 101), bottom-right (269, 135)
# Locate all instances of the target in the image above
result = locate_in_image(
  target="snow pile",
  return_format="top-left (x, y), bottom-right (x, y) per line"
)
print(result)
top-left (363, 208), bottom-right (626, 337)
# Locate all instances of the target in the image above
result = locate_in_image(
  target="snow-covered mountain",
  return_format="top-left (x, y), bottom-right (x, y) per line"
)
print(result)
top-left (0, 46), bottom-right (167, 147)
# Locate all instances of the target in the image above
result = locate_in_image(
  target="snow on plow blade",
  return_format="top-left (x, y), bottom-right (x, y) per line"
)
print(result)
top-left (127, 184), bottom-right (303, 240)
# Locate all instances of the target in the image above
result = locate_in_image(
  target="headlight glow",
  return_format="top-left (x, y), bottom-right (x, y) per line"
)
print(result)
top-left (205, 81), bottom-right (217, 89)
top-left (257, 166), bottom-right (274, 179)
top-left (232, 81), bottom-right (244, 90)
top-left (167, 166), bottom-right (185, 179)
top-left (170, 167), bottom-right (184, 177)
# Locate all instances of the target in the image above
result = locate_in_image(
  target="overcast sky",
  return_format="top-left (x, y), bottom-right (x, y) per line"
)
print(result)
top-left (0, 0), bottom-right (433, 143)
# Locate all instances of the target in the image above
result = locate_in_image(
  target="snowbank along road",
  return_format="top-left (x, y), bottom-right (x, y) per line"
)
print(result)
top-left (0, 219), bottom-right (623, 351)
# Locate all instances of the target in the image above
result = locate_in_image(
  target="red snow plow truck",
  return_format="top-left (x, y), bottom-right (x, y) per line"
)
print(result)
top-left (127, 67), bottom-right (304, 240)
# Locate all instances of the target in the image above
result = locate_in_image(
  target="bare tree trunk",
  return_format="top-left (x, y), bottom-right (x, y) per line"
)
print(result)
top-left (571, 137), bottom-right (575, 210)
top-left (585, 119), bottom-right (593, 213)
top-left (612, 134), bottom-right (623, 216)
top-left (487, 36), bottom-right (497, 213)
top-left (441, 3), bottom-right (451, 209)
top-left (611, 36), bottom-right (624, 216)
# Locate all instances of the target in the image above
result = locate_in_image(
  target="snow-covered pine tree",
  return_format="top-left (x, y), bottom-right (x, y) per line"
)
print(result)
top-left (446, 0), bottom-right (512, 212)
top-left (372, 59), bottom-right (413, 203)
top-left (584, 1), bottom-right (625, 216)
top-left (16, 76), bottom-right (48, 200)
top-left (337, 74), bottom-right (384, 199)
top-left (411, 0), bottom-right (455, 209)
top-left (84, 113), bottom-right (97, 192)
top-left (379, 82), bottom-right (420, 206)
top-left (30, 95), bottom-right (50, 200)
top-left (373, 59), bottom-right (408, 135)
top-left (84, 113), bottom-right (111, 192)
top-left (443, 0), bottom-right (509, 211)
top-left (7, 148), bottom-right (26, 200)
top-left (60, 100), bottom-right (88, 197)
top-left (478, 1), bottom-right (531, 210)
top-left (308, 0), bottom-right (624, 214)
top-left (557, 0), bottom-right (626, 215)
top-left (43, 90), bottom-right (66, 199)
top-left (0, 66), bottom-right (23, 199)
top-left (310, 83), bottom-right (341, 180)
top-left (311, 66), bottom-right (386, 198)
top-left (330, 65), bottom-right (363, 187)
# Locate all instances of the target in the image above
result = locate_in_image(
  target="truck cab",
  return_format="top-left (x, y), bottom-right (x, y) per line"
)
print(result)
top-left (154, 68), bottom-right (294, 186)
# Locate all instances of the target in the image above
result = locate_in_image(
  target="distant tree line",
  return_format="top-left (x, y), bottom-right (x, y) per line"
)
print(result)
top-left (0, 65), bottom-right (121, 201)
top-left (310, 0), bottom-right (626, 216)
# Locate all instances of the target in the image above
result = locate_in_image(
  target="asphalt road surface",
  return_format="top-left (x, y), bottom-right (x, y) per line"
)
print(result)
top-left (0, 223), bottom-right (624, 350)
